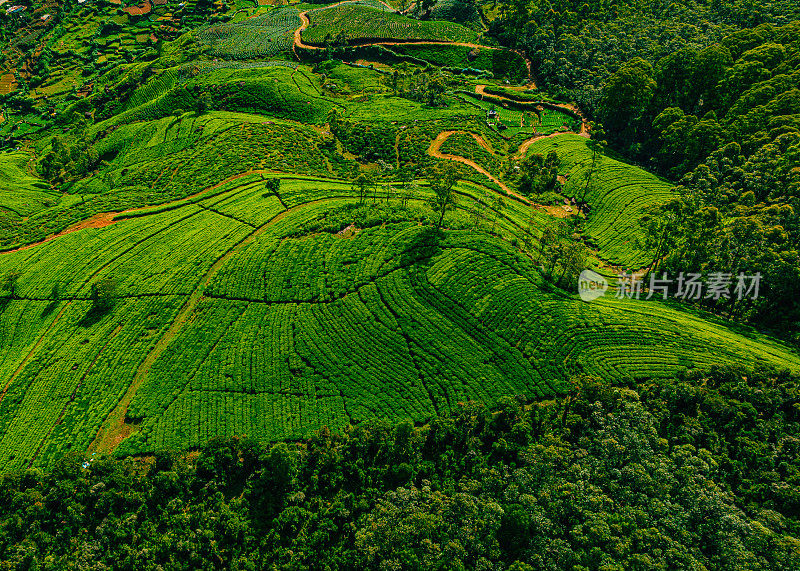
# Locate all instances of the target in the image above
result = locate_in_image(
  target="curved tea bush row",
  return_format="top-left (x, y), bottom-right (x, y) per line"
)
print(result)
top-left (2, 110), bottom-right (345, 250)
top-left (0, 206), bottom-right (253, 299)
top-left (117, 218), bottom-right (800, 455)
top-left (524, 134), bottom-right (675, 267)
top-left (122, 68), bottom-right (180, 113)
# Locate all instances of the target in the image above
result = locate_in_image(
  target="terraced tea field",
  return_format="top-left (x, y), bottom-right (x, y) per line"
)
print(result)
top-left (1, 0), bottom-right (798, 476)
top-left (197, 7), bottom-right (301, 59)
top-left (523, 134), bottom-right (676, 268)
top-left (302, 4), bottom-right (480, 45)
top-left (0, 172), bottom-right (797, 468)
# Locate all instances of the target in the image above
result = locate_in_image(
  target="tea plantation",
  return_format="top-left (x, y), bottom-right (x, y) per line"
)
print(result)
top-left (0, 172), bottom-right (797, 469)
top-left (302, 4), bottom-right (480, 45)
top-left (0, 0), bottom-right (797, 476)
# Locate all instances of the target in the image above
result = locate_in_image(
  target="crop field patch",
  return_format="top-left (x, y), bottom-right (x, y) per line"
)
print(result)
top-left (197, 7), bottom-right (301, 59)
top-left (458, 94), bottom-right (578, 137)
top-left (0, 74), bottom-right (17, 95)
top-left (0, 173), bottom-right (797, 467)
top-left (390, 44), bottom-right (527, 79)
top-left (113, 219), bottom-right (800, 456)
top-left (302, 5), bottom-right (480, 45)
top-left (0, 296), bottom-right (187, 469)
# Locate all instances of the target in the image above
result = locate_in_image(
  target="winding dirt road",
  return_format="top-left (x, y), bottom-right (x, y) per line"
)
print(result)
top-left (288, 0), bottom-right (543, 87)
top-left (428, 131), bottom-right (516, 196)
top-left (427, 130), bottom-right (576, 218)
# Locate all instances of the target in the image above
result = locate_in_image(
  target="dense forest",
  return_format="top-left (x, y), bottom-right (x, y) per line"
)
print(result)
top-left (0, 366), bottom-right (797, 570)
top-left (489, 0), bottom-right (800, 339)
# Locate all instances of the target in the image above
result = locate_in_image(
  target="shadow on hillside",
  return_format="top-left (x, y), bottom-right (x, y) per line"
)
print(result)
top-left (78, 302), bottom-right (114, 328)
top-left (399, 227), bottom-right (442, 268)
top-left (41, 298), bottom-right (60, 317)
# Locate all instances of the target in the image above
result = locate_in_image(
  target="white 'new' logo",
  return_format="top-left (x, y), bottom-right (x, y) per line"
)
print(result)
top-left (578, 269), bottom-right (608, 302)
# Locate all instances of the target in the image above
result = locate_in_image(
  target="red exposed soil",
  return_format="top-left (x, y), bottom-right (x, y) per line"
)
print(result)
top-left (1, 212), bottom-right (117, 255)
top-left (123, 0), bottom-right (152, 15)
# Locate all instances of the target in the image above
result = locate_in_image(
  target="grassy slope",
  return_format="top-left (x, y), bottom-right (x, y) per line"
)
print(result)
top-left (0, 152), bottom-right (59, 218)
top-left (0, 176), bottom-right (796, 468)
top-left (525, 134), bottom-right (676, 268)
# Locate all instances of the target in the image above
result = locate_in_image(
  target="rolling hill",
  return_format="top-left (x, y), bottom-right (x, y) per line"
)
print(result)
top-left (0, 0), bottom-right (795, 475)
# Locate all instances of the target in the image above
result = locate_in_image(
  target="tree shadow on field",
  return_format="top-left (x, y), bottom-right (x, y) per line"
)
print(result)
top-left (40, 283), bottom-right (62, 318)
top-left (41, 298), bottom-right (60, 318)
top-left (78, 301), bottom-right (114, 328)
top-left (399, 227), bottom-right (443, 269)
top-left (79, 278), bottom-right (117, 327)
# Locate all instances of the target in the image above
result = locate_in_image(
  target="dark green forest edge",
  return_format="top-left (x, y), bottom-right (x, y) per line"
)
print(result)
top-left (0, 0), bottom-right (800, 565)
top-left (2, 368), bottom-right (799, 569)
top-left (496, 0), bottom-right (800, 334)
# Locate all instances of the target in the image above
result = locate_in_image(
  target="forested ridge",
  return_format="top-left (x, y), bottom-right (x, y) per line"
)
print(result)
top-left (491, 0), bottom-right (800, 339)
top-left (0, 366), bottom-right (798, 570)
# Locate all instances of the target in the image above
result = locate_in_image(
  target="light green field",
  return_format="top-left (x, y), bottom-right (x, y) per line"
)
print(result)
top-left (524, 134), bottom-right (676, 268)
top-left (0, 175), bottom-right (796, 469)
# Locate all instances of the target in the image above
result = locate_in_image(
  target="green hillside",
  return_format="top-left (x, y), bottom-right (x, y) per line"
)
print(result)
top-left (524, 134), bottom-right (676, 268)
top-left (0, 19), bottom-right (796, 467)
top-left (0, 173), bottom-right (796, 468)
top-left (1, 0), bottom-right (800, 565)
